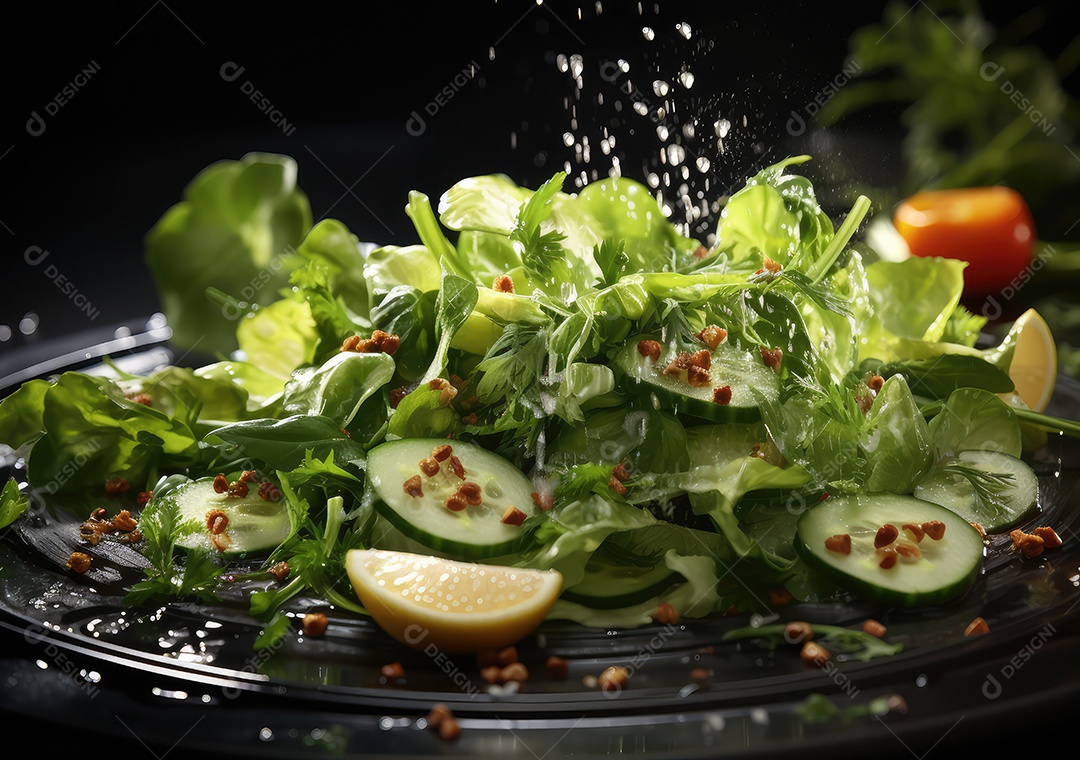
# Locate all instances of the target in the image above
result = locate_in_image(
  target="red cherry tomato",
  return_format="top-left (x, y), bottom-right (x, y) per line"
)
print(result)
top-left (892, 186), bottom-right (1036, 295)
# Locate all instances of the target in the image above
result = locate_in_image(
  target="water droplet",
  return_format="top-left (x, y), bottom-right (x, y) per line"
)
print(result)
top-left (679, 71), bottom-right (695, 89)
top-left (676, 22), bottom-right (692, 39)
top-left (556, 54), bottom-right (569, 73)
top-left (656, 124), bottom-right (669, 141)
top-left (569, 54), bottom-right (584, 78)
top-left (642, 26), bottom-right (655, 41)
top-left (696, 156), bottom-right (711, 173)
top-left (632, 101), bottom-right (649, 116)
top-left (714, 118), bottom-right (731, 138)
top-left (652, 80), bottom-right (670, 97)
top-left (562, 132), bottom-right (575, 147)
top-left (666, 144), bottom-right (686, 165)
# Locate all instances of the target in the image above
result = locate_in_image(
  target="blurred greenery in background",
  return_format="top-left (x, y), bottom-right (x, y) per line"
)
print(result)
top-left (811, 0), bottom-right (1080, 378)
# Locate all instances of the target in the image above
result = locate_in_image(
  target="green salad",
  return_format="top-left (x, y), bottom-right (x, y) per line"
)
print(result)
top-left (2, 152), bottom-right (1077, 639)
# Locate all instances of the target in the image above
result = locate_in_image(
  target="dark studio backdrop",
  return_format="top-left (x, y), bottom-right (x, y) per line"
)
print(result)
top-left (9, 0), bottom-right (1077, 369)
top-left (5, 2), bottom-right (1080, 757)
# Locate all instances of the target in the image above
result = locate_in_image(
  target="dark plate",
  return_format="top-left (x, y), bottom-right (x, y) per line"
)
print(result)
top-left (2, 324), bottom-right (1079, 759)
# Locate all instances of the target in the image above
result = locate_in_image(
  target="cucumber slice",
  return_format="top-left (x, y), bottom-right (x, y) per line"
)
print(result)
top-left (612, 335), bottom-right (780, 423)
top-left (795, 493), bottom-right (984, 607)
top-left (561, 554), bottom-right (684, 610)
top-left (366, 438), bottom-right (539, 559)
top-left (913, 450), bottom-right (1038, 533)
top-left (169, 477), bottom-right (291, 555)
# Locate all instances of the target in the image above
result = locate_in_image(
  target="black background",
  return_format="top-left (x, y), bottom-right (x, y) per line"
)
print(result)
top-left (9, 0), bottom-right (1076, 357)
top-left (5, 2), bottom-right (1080, 757)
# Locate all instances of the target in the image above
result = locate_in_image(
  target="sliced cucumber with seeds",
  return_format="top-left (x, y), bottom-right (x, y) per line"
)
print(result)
top-left (169, 477), bottom-right (291, 555)
top-left (613, 334), bottom-right (780, 423)
top-left (366, 438), bottom-right (539, 559)
top-left (913, 450), bottom-right (1038, 533)
top-left (796, 493), bottom-right (984, 607)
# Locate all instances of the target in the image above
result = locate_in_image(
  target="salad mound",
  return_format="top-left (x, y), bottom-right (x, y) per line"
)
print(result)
top-left (1, 152), bottom-right (1076, 643)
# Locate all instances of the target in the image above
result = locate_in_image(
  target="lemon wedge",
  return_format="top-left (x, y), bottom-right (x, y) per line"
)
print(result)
top-left (1000, 308), bottom-right (1057, 413)
top-left (345, 548), bottom-right (562, 654)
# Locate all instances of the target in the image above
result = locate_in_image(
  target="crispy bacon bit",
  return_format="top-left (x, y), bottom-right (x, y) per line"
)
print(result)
top-left (545, 655), bottom-right (569, 680)
top-left (268, 561), bottom-right (290, 582)
top-left (122, 529), bottom-right (143, 544)
top-left (206, 509), bottom-right (229, 535)
top-left (612, 463), bottom-right (630, 482)
top-left (302, 612), bottom-right (328, 637)
top-left (341, 335), bottom-right (361, 352)
top-left (653, 602), bottom-right (681, 625)
top-left (448, 455), bottom-right (466, 479)
top-left (863, 619), bottom-right (887, 638)
top-left (895, 542), bottom-right (922, 561)
top-left (438, 384), bottom-right (458, 405)
top-left (690, 667), bottom-right (711, 682)
top-left (637, 339), bottom-right (662, 361)
top-left (696, 324), bottom-right (728, 350)
top-left (878, 550), bottom-right (898, 569)
top-left (210, 531), bottom-right (232, 552)
top-left (445, 493), bottom-right (468, 512)
top-left (476, 648), bottom-right (500, 668)
top-left (762, 256), bottom-right (782, 273)
top-left (500, 662), bottom-right (529, 683)
top-left (598, 666), bottom-right (629, 692)
top-left (867, 374), bottom-right (885, 393)
top-left (875, 524), bottom-right (899, 549)
top-left (608, 475), bottom-right (628, 496)
top-left (824, 534), bottom-right (851, 555)
top-left (531, 490), bottom-right (554, 511)
top-left (800, 641), bottom-right (829, 666)
top-left (964, 616), bottom-right (989, 637)
top-left (419, 457), bottom-right (441, 477)
top-left (458, 481), bottom-right (483, 506)
top-left (688, 349), bottom-right (711, 369)
top-left (784, 621), bottom-right (813, 644)
top-left (104, 476), bottom-right (130, 496)
top-left (480, 665), bottom-right (502, 684)
top-left (213, 474), bottom-right (229, 494)
top-left (227, 479), bottom-right (249, 498)
top-left (500, 506), bottom-right (527, 526)
top-left (426, 703), bottom-right (452, 728)
top-left (258, 481), bottom-right (280, 501)
top-left (136, 491), bottom-right (153, 506)
top-left (493, 274), bottom-right (515, 293)
top-left (902, 523), bottom-right (925, 543)
top-left (381, 661), bottom-right (405, 679)
top-left (112, 510), bottom-right (138, 532)
top-left (127, 393), bottom-right (154, 406)
top-left (403, 475), bottom-right (424, 498)
top-left (1009, 529), bottom-right (1045, 557)
top-left (1033, 526), bottom-right (1063, 548)
top-left (389, 386), bottom-right (410, 409)
top-left (921, 520), bottom-right (946, 541)
top-left (970, 522), bottom-right (987, 539)
top-left (769, 587), bottom-right (793, 606)
top-left (67, 551), bottom-right (92, 573)
top-left (461, 413), bottom-right (479, 426)
top-left (712, 385), bottom-right (733, 405)
top-left (854, 389), bottom-right (875, 414)
top-left (692, 244), bottom-right (710, 260)
top-left (686, 365), bottom-right (711, 387)
top-left (432, 444), bottom-right (453, 462)
top-left (759, 346), bottom-right (783, 372)
top-left (372, 330), bottom-right (400, 356)
top-left (437, 716), bottom-right (461, 741)
top-left (239, 469), bottom-right (259, 483)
